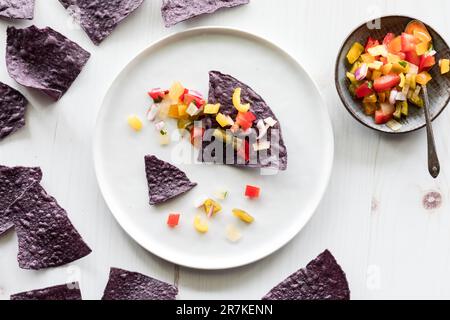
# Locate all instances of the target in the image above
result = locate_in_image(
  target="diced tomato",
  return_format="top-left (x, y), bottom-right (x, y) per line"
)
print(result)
top-left (373, 74), bottom-right (401, 92)
top-left (365, 37), bottom-right (380, 52)
top-left (355, 81), bottom-right (374, 98)
top-left (419, 54), bottom-right (436, 72)
top-left (245, 185), bottom-right (261, 199)
top-left (179, 88), bottom-right (189, 102)
top-left (383, 33), bottom-right (395, 46)
top-left (236, 112), bottom-right (255, 130)
top-left (190, 126), bottom-right (205, 147)
top-left (388, 36), bottom-right (402, 53)
top-left (167, 214), bottom-right (180, 228)
top-left (401, 33), bottom-right (416, 53)
top-left (379, 57), bottom-right (388, 65)
top-left (148, 88), bottom-right (169, 102)
top-left (405, 50), bottom-right (421, 66)
top-left (375, 103), bottom-right (395, 124)
top-left (238, 140), bottom-right (250, 162)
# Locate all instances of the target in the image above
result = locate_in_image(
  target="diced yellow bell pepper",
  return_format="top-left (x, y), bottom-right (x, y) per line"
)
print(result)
top-left (127, 115), bottom-right (143, 131)
top-left (381, 63), bottom-right (393, 75)
top-left (392, 62), bottom-right (408, 74)
top-left (409, 74), bottom-right (416, 90)
top-left (346, 72), bottom-right (357, 83)
top-left (232, 88), bottom-right (250, 113)
top-left (371, 70), bottom-right (382, 80)
top-left (440, 59), bottom-right (450, 74)
top-left (168, 81), bottom-right (185, 103)
top-left (216, 113), bottom-right (233, 127)
top-left (194, 215), bottom-right (208, 233)
top-left (399, 73), bottom-right (406, 88)
top-left (204, 103), bottom-right (221, 114)
top-left (204, 199), bottom-right (222, 215)
top-left (350, 61), bottom-right (361, 74)
top-left (360, 53), bottom-right (375, 64)
top-left (346, 42), bottom-right (364, 64)
top-left (232, 209), bottom-right (254, 224)
top-left (416, 72), bottom-right (432, 85)
top-left (416, 42), bottom-right (430, 56)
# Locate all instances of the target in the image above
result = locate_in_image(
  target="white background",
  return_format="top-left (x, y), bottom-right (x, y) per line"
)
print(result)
top-left (1, 0), bottom-right (450, 300)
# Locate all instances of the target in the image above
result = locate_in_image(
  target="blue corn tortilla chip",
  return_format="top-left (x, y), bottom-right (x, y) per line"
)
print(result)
top-left (0, 82), bottom-right (28, 141)
top-left (9, 183), bottom-right (92, 270)
top-left (58, 0), bottom-right (144, 45)
top-left (10, 282), bottom-right (82, 300)
top-left (0, 0), bottom-right (35, 20)
top-left (6, 25), bottom-right (90, 101)
top-left (145, 155), bottom-right (197, 205)
top-left (0, 166), bottom-right (41, 236)
top-left (199, 71), bottom-right (288, 171)
top-left (161, 0), bottom-right (249, 27)
top-left (102, 268), bottom-right (178, 300)
top-left (262, 250), bottom-right (350, 300)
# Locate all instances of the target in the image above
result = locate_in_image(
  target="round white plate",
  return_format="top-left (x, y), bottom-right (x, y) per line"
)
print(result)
top-left (94, 27), bottom-right (334, 270)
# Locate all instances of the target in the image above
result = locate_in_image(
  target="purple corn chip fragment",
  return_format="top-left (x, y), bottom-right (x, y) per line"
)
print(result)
top-left (10, 183), bottom-right (91, 270)
top-left (102, 268), bottom-right (178, 300)
top-left (0, 166), bottom-right (41, 236)
top-left (58, 0), bottom-right (144, 45)
top-left (0, 82), bottom-right (28, 141)
top-left (0, 0), bottom-right (35, 20)
top-left (6, 25), bottom-right (90, 101)
top-left (10, 282), bottom-right (82, 300)
top-left (262, 250), bottom-right (350, 300)
top-left (200, 71), bottom-right (288, 171)
top-left (145, 155), bottom-right (197, 205)
top-left (161, 0), bottom-right (249, 27)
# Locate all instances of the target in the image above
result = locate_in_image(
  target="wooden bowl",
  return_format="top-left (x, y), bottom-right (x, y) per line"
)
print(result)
top-left (335, 15), bottom-right (450, 134)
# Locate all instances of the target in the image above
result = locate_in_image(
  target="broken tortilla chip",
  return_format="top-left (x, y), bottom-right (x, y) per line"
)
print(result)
top-left (102, 268), bottom-right (178, 300)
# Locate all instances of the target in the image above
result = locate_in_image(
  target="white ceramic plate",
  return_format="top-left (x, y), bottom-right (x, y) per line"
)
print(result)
top-left (94, 27), bottom-right (334, 270)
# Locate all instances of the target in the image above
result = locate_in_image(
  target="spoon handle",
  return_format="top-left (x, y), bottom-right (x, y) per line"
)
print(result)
top-left (422, 85), bottom-right (440, 178)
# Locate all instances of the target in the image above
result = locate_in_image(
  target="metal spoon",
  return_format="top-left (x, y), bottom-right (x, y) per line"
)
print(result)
top-left (421, 84), bottom-right (440, 178)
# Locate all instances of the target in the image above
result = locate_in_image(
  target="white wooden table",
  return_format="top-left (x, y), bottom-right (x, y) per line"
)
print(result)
top-left (1, 0), bottom-right (450, 300)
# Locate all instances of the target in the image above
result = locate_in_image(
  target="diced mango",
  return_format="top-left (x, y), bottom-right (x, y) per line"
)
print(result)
top-left (363, 94), bottom-right (377, 104)
top-left (194, 215), bottom-right (208, 233)
top-left (216, 113), bottom-right (233, 127)
top-left (381, 63), bottom-right (393, 75)
top-left (178, 103), bottom-right (188, 117)
top-left (346, 42), bottom-right (364, 64)
top-left (363, 102), bottom-right (376, 116)
top-left (440, 59), bottom-right (450, 74)
top-left (204, 103), bottom-right (221, 114)
top-left (168, 81), bottom-right (185, 103)
top-left (168, 105), bottom-right (179, 118)
top-left (371, 70), bottom-right (382, 80)
top-left (232, 209), bottom-right (254, 224)
top-left (416, 42), bottom-right (430, 56)
top-left (416, 72), bottom-right (432, 85)
top-left (360, 53), bottom-right (376, 63)
top-left (127, 115), bottom-right (143, 131)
